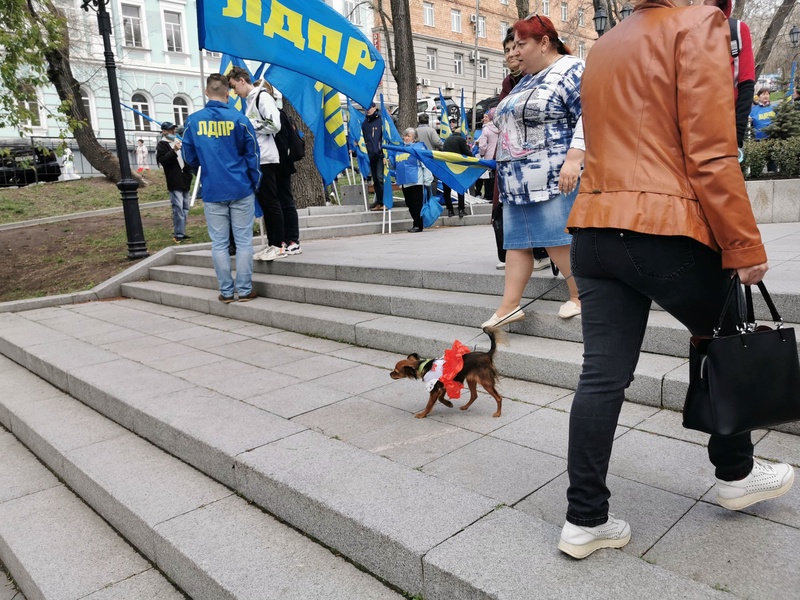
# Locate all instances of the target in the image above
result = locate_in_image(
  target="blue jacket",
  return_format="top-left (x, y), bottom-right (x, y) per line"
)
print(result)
top-left (391, 142), bottom-right (427, 187)
top-left (181, 100), bottom-right (261, 202)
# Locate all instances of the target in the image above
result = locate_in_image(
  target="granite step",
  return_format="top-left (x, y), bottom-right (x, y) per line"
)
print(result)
top-left (0, 354), bottom-right (402, 600)
top-left (0, 308), bottom-right (735, 599)
top-left (0, 422), bottom-right (185, 600)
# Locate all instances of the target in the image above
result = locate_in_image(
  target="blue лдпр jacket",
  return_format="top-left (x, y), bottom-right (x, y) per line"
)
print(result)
top-left (181, 100), bottom-right (261, 202)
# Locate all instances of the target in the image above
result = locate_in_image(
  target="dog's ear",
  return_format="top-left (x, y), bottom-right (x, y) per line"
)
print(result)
top-left (403, 364), bottom-right (418, 379)
top-left (407, 353), bottom-right (421, 361)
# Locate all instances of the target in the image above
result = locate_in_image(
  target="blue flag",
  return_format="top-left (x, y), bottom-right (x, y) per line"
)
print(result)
top-left (265, 65), bottom-right (349, 186)
top-left (380, 94), bottom-right (402, 209)
top-left (197, 0), bottom-right (384, 108)
top-left (347, 101), bottom-right (371, 181)
top-left (384, 145), bottom-right (495, 194)
top-left (438, 88), bottom-right (452, 141)
top-left (460, 88), bottom-right (469, 138)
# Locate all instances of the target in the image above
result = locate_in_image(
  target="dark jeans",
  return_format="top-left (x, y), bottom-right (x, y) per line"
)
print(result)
top-left (276, 166), bottom-right (300, 244)
top-left (369, 155), bottom-right (384, 205)
top-left (566, 228), bottom-right (754, 527)
top-left (403, 185), bottom-right (424, 229)
top-left (442, 184), bottom-right (464, 211)
top-left (256, 163), bottom-right (283, 247)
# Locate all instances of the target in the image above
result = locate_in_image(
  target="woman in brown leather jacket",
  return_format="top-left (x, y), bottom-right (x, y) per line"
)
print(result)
top-left (558, 0), bottom-right (793, 560)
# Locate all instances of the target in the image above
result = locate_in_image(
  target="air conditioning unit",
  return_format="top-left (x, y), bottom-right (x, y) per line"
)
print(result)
top-left (469, 14), bottom-right (477, 23)
top-left (469, 51), bottom-right (478, 62)
top-left (445, 82), bottom-right (455, 89)
top-left (422, 78), bottom-right (431, 86)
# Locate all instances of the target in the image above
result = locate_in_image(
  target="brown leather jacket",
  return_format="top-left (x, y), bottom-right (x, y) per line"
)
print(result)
top-left (566, 0), bottom-right (765, 269)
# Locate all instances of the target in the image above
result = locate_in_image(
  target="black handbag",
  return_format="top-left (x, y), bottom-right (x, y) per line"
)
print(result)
top-left (683, 276), bottom-right (800, 436)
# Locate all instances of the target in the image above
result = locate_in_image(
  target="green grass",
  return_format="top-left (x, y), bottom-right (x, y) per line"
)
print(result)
top-left (0, 174), bottom-right (172, 225)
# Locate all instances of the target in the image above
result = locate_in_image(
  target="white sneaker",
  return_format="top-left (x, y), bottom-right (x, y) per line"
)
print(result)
top-left (496, 262), bottom-right (505, 270)
top-left (533, 257), bottom-right (551, 271)
top-left (716, 460), bottom-right (795, 511)
top-left (481, 307), bottom-right (525, 329)
top-left (254, 245), bottom-right (285, 261)
top-left (558, 515), bottom-right (631, 559)
top-left (286, 242), bottom-right (302, 255)
top-left (558, 300), bottom-right (581, 319)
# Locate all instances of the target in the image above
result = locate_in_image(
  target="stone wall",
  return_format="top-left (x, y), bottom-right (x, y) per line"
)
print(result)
top-left (748, 179), bottom-right (800, 223)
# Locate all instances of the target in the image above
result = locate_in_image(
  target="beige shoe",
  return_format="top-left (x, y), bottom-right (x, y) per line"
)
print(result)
top-left (482, 307), bottom-right (525, 328)
top-left (558, 300), bottom-right (581, 319)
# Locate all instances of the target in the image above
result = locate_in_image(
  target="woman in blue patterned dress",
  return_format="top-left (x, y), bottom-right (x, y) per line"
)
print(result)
top-left (482, 14), bottom-right (584, 327)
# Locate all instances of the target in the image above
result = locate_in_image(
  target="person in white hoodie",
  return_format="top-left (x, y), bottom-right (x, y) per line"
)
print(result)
top-left (228, 66), bottom-right (285, 261)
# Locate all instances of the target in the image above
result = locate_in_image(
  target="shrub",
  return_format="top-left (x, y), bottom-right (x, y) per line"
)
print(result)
top-left (742, 139), bottom-right (771, 179)
top-left (771, 137), bottom-right (800, 178)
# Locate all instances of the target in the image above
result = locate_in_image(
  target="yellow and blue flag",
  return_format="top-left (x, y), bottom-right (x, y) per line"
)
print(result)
top-left (384, 145), bottom-right (496, 194)
top-left (438, 88), bottom-right (452, 141)
top-left (265, 65), bottom-right (349, 186)
top-left (380, 94), bottom-right (402, 209)
top-left (346, 100), bottom-right (371, 181)
top-left (197, 0), bottom-right (384, 108)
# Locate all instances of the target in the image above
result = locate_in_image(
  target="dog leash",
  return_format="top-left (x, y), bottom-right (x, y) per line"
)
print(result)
top-left (465, 274), bottom-right (575, 348)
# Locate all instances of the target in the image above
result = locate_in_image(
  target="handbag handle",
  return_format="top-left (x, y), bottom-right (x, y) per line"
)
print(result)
top-left (715, 276), bottom-right (784, 337)
top-left (744, 281), bottom-right (784, 329)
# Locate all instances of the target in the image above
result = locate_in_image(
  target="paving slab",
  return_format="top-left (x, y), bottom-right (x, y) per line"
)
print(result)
top-left (646, 502), bottom-right (800, 598)
top-left (79, 568), bottom-right (184, 600)
top-left (153, 495), bottom-right (403, 600)
top-left (0, 430), bottom-right (60, 504)
top-left (422, 507), bottom-right (726, 599)
top-left (291, 396), bottom-right (408, 440)
top-left (422, 436), bottom-right (566, 505)
top-left (236, 429), bottom-right (497, 593)
top-left (245, 380), bottom-right (352, 418)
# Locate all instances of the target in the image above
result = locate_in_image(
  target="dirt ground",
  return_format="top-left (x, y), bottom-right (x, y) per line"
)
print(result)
top-left (0, 208), bottom-right (208, 302)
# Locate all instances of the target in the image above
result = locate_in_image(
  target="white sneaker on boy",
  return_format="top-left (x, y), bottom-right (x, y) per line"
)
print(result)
top-left (558, 515), bottom-right (631, 559)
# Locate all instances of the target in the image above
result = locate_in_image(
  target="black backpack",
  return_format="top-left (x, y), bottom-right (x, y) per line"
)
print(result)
top-left (274, 108), bottom-right (306, 163)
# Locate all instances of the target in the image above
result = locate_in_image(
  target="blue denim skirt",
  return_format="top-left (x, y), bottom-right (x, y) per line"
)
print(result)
top-left (503, 188), bottom-right (578, 249)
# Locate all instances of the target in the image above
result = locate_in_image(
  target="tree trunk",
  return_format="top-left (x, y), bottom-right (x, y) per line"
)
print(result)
top-left (35, 1), bottom-right (143, 185)
top-left (754, 0), bottom-right (796, 80)
top-left (282, 100), bottom-right (325, 208)
top-left (515, 0), bottom-right (530, 20)
top-left (731, 0), bottom-right (746, 21)
top-left (389, 0), bottom-right (417, 131)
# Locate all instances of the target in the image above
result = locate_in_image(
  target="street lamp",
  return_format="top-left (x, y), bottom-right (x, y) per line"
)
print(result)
top-left (620, 4), bottom-right (634, 19)
top-left (790, 25), bottom-right (800, 48)
top-left (594, 7), bottom-right (608, 37)
top-left (789, 25), bottom-right (800, 99)
top-left (81, 0), bottom-right (148, 260)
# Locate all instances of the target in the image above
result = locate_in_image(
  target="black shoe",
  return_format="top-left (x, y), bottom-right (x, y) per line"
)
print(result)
top-left (370, 204), bottom-right (384, 211)
top-left (218, 294), bottom-right (235, 304)
top-left (238, 291), bottom-right (257, 302)
top-left (408, 227), bottom-right (423, 233)
top-left (181, 234), bottom-right (191, 240)
top-left (458, 209), bottom-right (466, 218)
top-left (447, 208), bottom-right (455, 217)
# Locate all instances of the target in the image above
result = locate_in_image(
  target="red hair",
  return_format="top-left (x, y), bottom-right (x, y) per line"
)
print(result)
top-left (513, 14), bottom-right (572, 55)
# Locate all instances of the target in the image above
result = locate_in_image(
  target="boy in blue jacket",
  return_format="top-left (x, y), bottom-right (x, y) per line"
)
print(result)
top-left (182, 73), bottom-right (261, 303)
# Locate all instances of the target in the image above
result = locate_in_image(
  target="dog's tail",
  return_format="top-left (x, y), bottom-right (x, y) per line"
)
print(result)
top-left (481, 325), bottom-right (507, 358)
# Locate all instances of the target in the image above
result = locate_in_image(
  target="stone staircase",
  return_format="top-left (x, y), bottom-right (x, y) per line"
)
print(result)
top-left (2, 218), bottom-right (799, 599)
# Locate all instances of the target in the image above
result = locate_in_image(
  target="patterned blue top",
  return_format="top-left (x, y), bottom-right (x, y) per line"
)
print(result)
top-left (494, 54), bottom-right (585, 204)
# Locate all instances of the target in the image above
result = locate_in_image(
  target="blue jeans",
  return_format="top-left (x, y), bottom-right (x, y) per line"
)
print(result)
top-left (203, 196), bottom-right (254, 298)
top-left (566, 228), bottom-right (754, 527)
top-left (169, 189), bottom-right (191, 237)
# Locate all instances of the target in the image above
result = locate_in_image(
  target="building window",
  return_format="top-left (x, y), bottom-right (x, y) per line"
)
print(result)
top-left (500, 21), bottom-right (508, 41)
top-left (479, 58), bottom-right (488, 79)
top-left (164, 11), bottom-right (183, 53)
top-left (427, 48), bottom-right (437, 71)
top-left (18, 93), bottom-right (42, 128)
top-left (121, 4), bottom-right (143, 48)
top-left (173, 97), bottom-right (189, 126)
top-left (542, 0), bottom-right (550, 17)
top-left (500, 0), bottom-right (509, 4)
top-left (578, 8), bottom-right (585, 26)
top-left (478, 15), bottom-right (486, 38)
top-left (454, 53), bottom-right (463, 75)
top-left (79, 87), bottom-right (93, 128)
top-left (131, 93), bottom-right (151, 131)
top-left (344, 0), bottom-right (361, 25)
top-left (561, 1), bottom-right (568, 21)
top-left (423, 2), bottom-right (434, 27)
top-left (451, 9), bottom-right (461, 33)
top-left (578, 41), bottom-right (586, 59)
top-left (502, 65), bottom-right (509, 79)
top-left (204, 50), bottom-right (221, 58)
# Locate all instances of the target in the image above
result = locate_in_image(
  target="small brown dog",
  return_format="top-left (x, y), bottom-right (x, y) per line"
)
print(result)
top-left (390, 326), bottom-right (504, 418)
